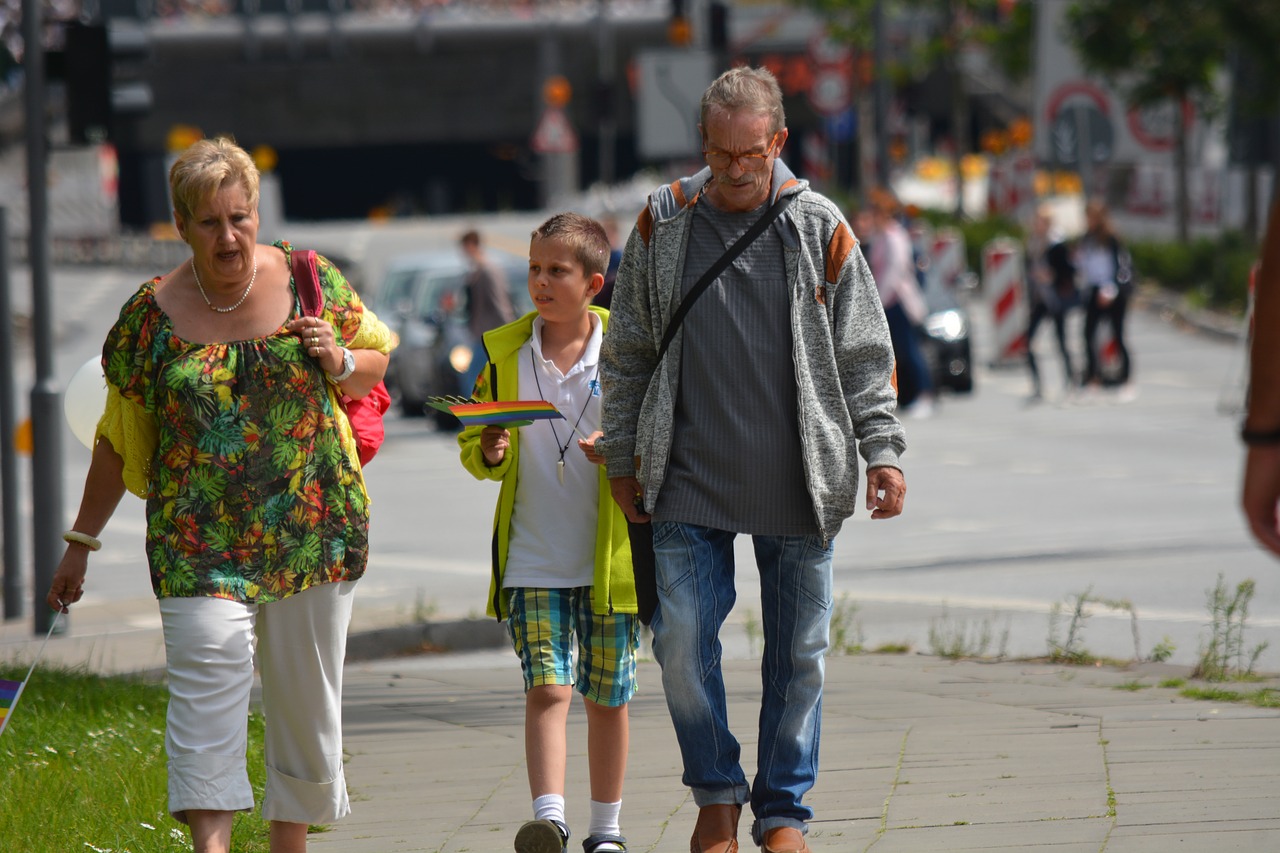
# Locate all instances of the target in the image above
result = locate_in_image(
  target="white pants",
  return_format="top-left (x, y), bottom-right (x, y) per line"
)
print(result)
top-left (159, 581), bottom-right (356, 825)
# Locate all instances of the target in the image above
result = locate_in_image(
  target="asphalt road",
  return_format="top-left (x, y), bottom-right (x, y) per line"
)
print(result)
top-left (4, 215), bottom-right (1274, 673)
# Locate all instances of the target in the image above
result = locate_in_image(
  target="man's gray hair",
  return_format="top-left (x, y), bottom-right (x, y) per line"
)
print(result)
top-left (700, 66), bottom-right (786, 135)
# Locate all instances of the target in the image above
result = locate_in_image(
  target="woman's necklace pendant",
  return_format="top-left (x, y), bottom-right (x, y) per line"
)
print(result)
top-left (557, 459), bottom-right (565, 485)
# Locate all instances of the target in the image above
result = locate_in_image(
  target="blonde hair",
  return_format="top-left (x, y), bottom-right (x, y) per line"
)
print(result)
top-left (531, 212), bottom-right (610, 277)
top-left (169, 136), bottom-right (260, 223)
top-left (700, 66), bottom-right (786, 136)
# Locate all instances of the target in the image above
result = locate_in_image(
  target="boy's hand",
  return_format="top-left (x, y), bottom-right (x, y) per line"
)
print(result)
top-left (578, 431), bottom-right (605, 465)
top-left (480, 425), bottom-right (510, 466)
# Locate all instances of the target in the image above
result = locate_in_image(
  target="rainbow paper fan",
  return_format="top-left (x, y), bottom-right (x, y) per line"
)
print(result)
top-left (426, 397), bottom-right (565, 429)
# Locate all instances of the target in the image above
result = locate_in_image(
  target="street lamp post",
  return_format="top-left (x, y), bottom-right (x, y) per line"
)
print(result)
top-left (21, 0), bottom-right (65, 635)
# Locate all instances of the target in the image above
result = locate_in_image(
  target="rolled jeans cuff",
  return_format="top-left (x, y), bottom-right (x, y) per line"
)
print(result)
top-left (691, 784), bottom-right (750, 809)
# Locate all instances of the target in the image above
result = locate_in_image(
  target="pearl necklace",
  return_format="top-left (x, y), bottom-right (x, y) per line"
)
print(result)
top-left (192, 254), bottom-right (257, 313)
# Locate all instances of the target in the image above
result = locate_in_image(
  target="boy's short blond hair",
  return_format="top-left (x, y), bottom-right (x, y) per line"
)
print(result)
top-left (169, 136), bottom-right (260, 223)
top-left (531, 212), bottom-right (610, 278)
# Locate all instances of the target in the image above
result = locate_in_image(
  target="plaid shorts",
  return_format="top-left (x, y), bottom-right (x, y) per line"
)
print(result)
top-left (505, 586), bottom-right (640, 707)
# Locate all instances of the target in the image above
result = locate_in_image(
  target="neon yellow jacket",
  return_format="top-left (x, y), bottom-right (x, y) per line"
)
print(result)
top-left (458, 307), bottom-right (637, 620)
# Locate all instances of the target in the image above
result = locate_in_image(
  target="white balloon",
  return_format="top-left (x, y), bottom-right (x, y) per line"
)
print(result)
top-left (64, 356), bottom-right (108, 449)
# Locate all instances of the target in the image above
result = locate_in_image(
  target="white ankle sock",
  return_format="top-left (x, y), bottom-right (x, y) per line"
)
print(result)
top-left (533, 793), bottom-right (566, 826)
top-left (588, 799), bottom-right (623, 838)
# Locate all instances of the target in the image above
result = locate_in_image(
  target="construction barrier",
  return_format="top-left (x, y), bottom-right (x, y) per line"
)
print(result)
top-left (986, 153), bottom-right (1036, 222)
top-left (926, 226), bottom-right (966, 294)
top-left (982, 237), bottom-right (1027, 367)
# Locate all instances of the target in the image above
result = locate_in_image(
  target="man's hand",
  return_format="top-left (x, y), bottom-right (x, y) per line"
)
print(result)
top-left (609, 475), bottom-right (650, 523)
top-left (866, 466), bottom-right (906, 519)
top-left (1243, 445), bottom-right (1280, 558)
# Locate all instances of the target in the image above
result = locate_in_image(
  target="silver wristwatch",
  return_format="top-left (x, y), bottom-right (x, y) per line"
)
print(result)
top-left (328, 347), bottom-right (356, 383)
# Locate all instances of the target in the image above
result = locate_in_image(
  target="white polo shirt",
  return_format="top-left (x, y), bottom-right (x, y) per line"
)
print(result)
top-left (502, 314), bottom-right (602, 589)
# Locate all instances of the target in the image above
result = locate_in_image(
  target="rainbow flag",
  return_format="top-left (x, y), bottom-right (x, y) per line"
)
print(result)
top-left (431, 398), bottom-right (566, 429)
top-left (0, 677), bottom-right (23, 735)
top-left (0, 609), bottom-right (64, 737)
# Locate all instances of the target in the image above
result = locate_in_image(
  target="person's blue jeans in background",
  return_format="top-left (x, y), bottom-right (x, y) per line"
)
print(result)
top-left (883, 301), bottom-right (933, 407)
top-left (649, 521), bottom-right (834, 843)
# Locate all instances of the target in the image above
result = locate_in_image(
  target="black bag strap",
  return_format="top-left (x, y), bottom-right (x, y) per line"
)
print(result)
top-left (656, 191), bottom-right (795, 363)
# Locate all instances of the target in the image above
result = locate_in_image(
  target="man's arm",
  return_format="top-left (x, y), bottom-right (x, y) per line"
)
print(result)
top-left (1242, 199), bottom-right (1280, 557)
top-left (832, 231), bottom-right (907, 471)
top-left (599, 222), bottom-right (659, 480)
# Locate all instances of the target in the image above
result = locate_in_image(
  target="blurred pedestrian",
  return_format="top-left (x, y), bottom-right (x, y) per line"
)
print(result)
top-left (1024, 204), bottom-right (1079, 400)
top-left (460, 227), bottom-right (516, 342)
top-left (46, 136), bottom-right (393, 853)
top-left (1078, 199), bottom-right (1134, 392)
top-left (598, 66), bottom-right (907, 853)
top-left (458, 213), bottom-right (639, 853)
top-left (866, 187), bottom-right (935, 417)
top-left (1242, 197), bottom-right (1280, 558)
top-left (593, 213), bottom-right (625, 310)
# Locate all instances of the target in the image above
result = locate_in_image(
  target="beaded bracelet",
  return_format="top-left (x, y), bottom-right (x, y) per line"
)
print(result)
top-left (1241, 425), bottom-right (1280, 446)
top-left (62, 530), bottom-right (102, 551)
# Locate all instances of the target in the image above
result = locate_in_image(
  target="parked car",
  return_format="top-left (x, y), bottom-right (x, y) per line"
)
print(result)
top-left (372, 249), bottom-right (531, 424)
top-left (920, 271), bottom-right (976, 394)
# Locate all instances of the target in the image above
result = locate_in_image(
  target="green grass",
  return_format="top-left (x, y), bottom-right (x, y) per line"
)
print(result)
top-left (1115, 680), bottom-right (1150, 692)
top-left (1180, 685), bottom-right (1280, 708)
top-left (1, 665), bottom-right (273, 852)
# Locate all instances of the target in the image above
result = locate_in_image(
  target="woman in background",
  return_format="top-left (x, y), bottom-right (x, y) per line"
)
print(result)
top-left (1078, 199), bottom-right (1134, 392)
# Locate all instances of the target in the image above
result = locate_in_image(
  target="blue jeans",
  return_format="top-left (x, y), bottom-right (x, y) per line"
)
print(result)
top-left (649, 521), bottom-right (834, 842)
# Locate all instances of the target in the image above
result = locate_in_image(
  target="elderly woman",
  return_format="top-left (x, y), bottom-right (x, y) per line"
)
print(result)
top-left (46, 137), bottom-right (392, 853)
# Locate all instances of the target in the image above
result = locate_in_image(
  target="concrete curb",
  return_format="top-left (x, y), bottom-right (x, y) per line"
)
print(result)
top-left (345, 617), bottom-right (508, 662)
top-left (1136, 283), bottom-right (1247, 343)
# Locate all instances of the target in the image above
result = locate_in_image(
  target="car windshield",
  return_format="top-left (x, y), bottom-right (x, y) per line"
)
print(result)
top-left (376, 269), bottom-right (420, 316)
top-left (414, 271), bottom-right (468, 317)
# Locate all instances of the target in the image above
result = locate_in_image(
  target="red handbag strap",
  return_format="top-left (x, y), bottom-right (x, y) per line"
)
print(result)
top-left (291, 249), bottom-right (324, 318)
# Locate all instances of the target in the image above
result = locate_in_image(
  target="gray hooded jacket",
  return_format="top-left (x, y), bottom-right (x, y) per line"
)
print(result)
top-left (598, 161), bottom-right (905, 541)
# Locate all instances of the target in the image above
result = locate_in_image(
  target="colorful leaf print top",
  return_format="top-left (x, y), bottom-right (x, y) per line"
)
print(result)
top-left (103, 243), bottom-right (373, 603)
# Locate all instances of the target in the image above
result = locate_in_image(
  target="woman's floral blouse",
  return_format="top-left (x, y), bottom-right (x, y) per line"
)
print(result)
top-left (103, 242), bottom-right (370, 602)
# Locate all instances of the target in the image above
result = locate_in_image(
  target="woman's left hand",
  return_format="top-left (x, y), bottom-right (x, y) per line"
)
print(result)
top-left (288, 316), bottom-right (340, 375)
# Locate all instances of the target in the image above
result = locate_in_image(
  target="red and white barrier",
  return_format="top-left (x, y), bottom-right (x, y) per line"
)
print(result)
top-left (926, 227), bottom-right (966, 293)
top-left (982, 237), bottom-right (1027, 366)
top-left (986, 153), bottom-right (1036, 221)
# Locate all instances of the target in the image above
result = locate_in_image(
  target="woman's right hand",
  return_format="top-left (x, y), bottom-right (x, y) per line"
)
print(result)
top-left (47, 548), bottom-right (89, 612)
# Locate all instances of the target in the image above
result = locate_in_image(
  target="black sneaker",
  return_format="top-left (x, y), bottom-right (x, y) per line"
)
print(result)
top-left (515, 818), bottom-right (570, 853)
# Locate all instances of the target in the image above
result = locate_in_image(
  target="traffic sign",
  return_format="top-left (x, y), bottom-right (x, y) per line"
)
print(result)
top-left (531, 106), bottom-right (578, 155)
top-left (1045, 81), bottom-right (1114, 167)
top-left (809, 69), bottom-right (850, 117)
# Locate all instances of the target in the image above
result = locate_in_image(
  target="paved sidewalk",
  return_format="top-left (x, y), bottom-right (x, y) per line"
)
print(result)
top-left (314, 651), bottom-right (1280, 853)
top-left (5, 603), bottom-right (1280, 852)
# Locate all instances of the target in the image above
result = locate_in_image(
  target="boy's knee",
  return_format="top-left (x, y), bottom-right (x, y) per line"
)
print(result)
top-left (526, 683), bottom-right (574, 708)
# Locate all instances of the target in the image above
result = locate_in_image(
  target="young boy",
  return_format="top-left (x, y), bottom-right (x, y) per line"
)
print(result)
top-left (458, 212), bottom-right (639, 853)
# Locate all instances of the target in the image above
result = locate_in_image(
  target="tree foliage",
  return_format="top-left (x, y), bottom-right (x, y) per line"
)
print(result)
top-left (1063, 0), bottom-right (1280, 239)
top-left (1064, 0), bottom-right (1224, 113)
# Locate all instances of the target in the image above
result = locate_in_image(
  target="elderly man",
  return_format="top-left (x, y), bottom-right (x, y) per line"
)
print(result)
top-left (598, 67), bottom-right (907, 853)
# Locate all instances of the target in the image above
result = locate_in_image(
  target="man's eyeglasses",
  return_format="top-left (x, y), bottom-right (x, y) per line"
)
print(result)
top-left (703, 133), bottom-right (779, 172)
